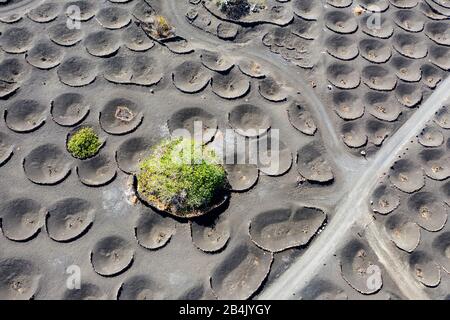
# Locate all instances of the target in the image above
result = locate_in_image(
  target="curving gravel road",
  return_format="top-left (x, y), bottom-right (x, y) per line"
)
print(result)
top-left (260, 76), bottom-right (450, 300)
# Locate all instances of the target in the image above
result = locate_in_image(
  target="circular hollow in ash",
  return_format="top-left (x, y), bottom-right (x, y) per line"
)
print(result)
top-left (200, 50), bottom-right (234, 72)
top-left (340, 121), bottom-right (368, 148)
top-left (327, 62), bottom-right (360, 89)
top-left (423, 1), bottom-right (450, 19)
top-left (340, 239), bottom-right (383, 294)
top-left (407, 191), bottom-right (448, 232)
top-left (435, 106), bottom-right (450, 129)
top-left (99, 98), bottom-right (143, 135)
top-left (118, 275), bottom-right (167, 300)
top-left (293, 0), bottom-right (321, 20)
top-left (262, 27), bottom-right (290, 47)
top-left (116, 136), bottom-right (155, 174)
top-left (287, 100), bottom-right (317, 135)
top-left (418, 126), bottom-right (444, 147)
top-left (390, 0), bottom-right (418, 8)
top-left (57, 56), bottom-right (97, 87)
top-left (91, 236), bottom-right (134, 276)
top-left (168, 107), bottom-right (218, 144)
top-left (191, 214), bottom-right (230, 253)
top-left (297, 142), bottom-right (334, 183)
top-left (364, 91), bottom-right (401, 122)
top-left (210, 243), bottom-right (273, 300)
top-left (27, 2), bottom-right (60, 23)
top-left (211, 68), bottom-right (250, 100)
top-left (1, 198), bottom-right (45, 241)
top-left (217, 22), bottom-right (239, 40)
top-left (46, 197), bottom-right (95, 242)
top-left (0, 27), bottom-right (34, 53)
top-left (0, 14), bottom-right (22, 24)
top-left (64, 0), bottom-right (98, 21)
top-left (429, 45), bottom-right (450, 71)
top-left (393, 33), bottom-right (428, 59)
top-left (23, 144), bottom-right (71, 185)
top-left (63, 282), bottom-right (106, 300)
top-left (408, 251), bottom-right (441, 287)
top-left (431, 0), bottom-right (450, 9)
top-left (325, 10), bottom-right (358, 34)
top-left (419, 148), bottom-right (450, 181)
top-left (361, 15), bottom-right (393, 39)
top-left (121, 23), bottom-right (154, 52)
top-left (130, 55), bottom-right (162, 86)
top-left (395, 82), bottom-right (422, 107)
top-left (0, 81), bottom-right (19, 98)
top-left (5, 99), bottom-right (46, 133)
top-left (366, 119), bottom-right (392, 146)
top-left (135, 209), bottom-right (176, 250)
top-left (238, 60), bottom-right (266, 78)
top-left (77, 154), bottom-right (117, 187)
top-left (422, 63), bottom-right (442, 88)
top-left (0, 0), bottom-right (42, 15)
top-left (255, 137), bottom-right (292, 176)
top-left (362, 65), bottom-right (397, 91)
top-left (359, 38), bottom-right (392, 63)
top-left (165, 38), bottom-right (195, 55)
top-left (389, 159), bottom-right (424, 193)
top-left (0, 131), bottom-right (14, 166)
top-left (0, 258), bottom-right (40, 300)
top-left (48, 22), bottom-right (84, 46)
top-left (249, 205), bottom-right (326, 252)
top-left (172, 61), bottom-right (210, 94)
top-left (327, 0), bottom-right (353, 7)
top-left (333, 91), bottom-right (364, 120)
top-left (102, 56), bottom-right (132, 84)
top-left (325, 35), bottom-right (359, 61)
top-left (131, 0), bottom-right (156, 23)
top-left (299, 278), bottom-right (348, 300)
top-left (390, 55), bottom-right (422, 82)
top-left (224, 162), bottom-right (259, 192)
top-left (228, 104), bottom-right (271, 138)
top-left (291, 16), bottom-right (320, 40)
top-left (358, 0), bottom-right (390, 11)
top-left (385, 214), bottom-right (420, 253)
top-left (425, 22), bottom-right (450, 46)
top-left (51, 93), bottom-right (90, 127)
top-left (96, 6), bottom-right (131, 29)
top-left (432, 232), bottom-right (450, 273)
top-left (426, 0), bottom-right (450, 14)
top-left (370, 184), bottom-right (400, 215)
top-left (393, 10), bottom-right (424, 32)
top-left (176, 282), bottom-right (216, 300)
top-left (258, 76), bottom-right (287, 102)
top-left (84, 31), bottom-right (121, 57)
top-left (26, 40), bottom-right (64, 70)
top-left (0, 58), bottom-right (30, 83)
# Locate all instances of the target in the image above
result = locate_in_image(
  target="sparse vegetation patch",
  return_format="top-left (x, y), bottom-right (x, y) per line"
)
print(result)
top-left (137, 138), bottom-right (228, 217)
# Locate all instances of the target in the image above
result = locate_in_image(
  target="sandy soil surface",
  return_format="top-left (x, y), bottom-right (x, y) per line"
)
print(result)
top-left (0, 0), bottom-right (449, 300)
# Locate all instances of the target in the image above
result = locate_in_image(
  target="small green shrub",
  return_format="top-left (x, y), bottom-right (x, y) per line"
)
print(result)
top-left (137, 138), bottom-right (227, 216)
top-left (67, 127), bottom-right (102, 159)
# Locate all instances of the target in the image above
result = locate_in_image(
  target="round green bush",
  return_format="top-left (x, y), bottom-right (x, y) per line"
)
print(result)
top-left (137, 138), bottom-right (228, 217)
top-left (67, 127), bottom-right (102, 159)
